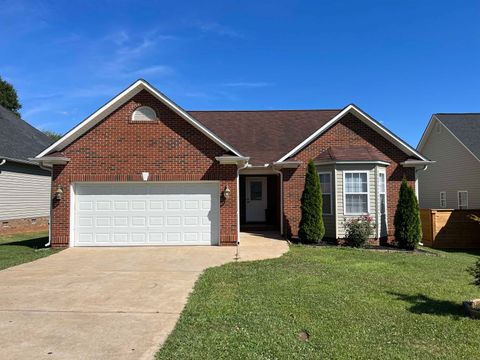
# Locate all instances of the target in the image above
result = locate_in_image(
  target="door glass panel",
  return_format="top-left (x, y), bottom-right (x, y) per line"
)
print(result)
top-left (250, 181), bottom-right (262, 200)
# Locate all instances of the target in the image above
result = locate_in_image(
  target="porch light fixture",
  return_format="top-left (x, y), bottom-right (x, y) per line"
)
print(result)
top-left (223, 185), bottom-right (231, 200)
top-left (55, 185), bottom-right (63, 200)
top-left (141, 172), bottom-right (149, 181)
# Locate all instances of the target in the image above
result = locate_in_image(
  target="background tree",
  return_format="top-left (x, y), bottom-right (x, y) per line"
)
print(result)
top-left (43, 130), bottom-right (62, 141)
top-left (394, 178), bottom-right (422, 249)
top-left (298, 160), bottom-right (325, 243)
top-left (0, 76), bottom-right (22, 116)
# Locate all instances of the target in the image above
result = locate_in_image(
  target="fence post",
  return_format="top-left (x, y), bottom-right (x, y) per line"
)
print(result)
top-left (430, 210), bottom-right (436, 246)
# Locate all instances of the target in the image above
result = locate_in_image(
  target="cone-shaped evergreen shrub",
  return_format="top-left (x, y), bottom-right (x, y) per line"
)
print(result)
top-left (394, 178), bottom-right (422, 249)
top-left (298, 160), bottom-right (325, 243)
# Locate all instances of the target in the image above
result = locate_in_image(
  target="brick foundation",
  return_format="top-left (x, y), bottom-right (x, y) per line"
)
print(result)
top-left (0, 217), bottom-right (49, 235)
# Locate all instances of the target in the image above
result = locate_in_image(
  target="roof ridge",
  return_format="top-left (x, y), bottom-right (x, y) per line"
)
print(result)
top-left (435, 112), bottom-right (480, 115)
top-left (188, 109), bottom-right (342, 113)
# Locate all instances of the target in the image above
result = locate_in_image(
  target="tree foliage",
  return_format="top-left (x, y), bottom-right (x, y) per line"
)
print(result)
top-left (43, 130), bottom-right (62, 141)
top-left (394, 178), bottom-right (422, 249)
top-left (0, 76), bottom-right (22, 116)
top-left (298, 160), bottom-right (325, 243)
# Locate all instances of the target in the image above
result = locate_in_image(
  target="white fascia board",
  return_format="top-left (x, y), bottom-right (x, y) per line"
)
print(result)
top-left (277, 104), bottom-right (430, 162)
top-left (272, 161), bottom-right (302, 169)
top-left (416, 115), bottom-right (436, 152)
top-left (315, 160), bottom-right (390, 166)
top-left (400, 160), bottom-right (434, 167)
top-left (215, 156), bottom-right (250, 165)
top-left (36, 79), bottom-right (243, 158)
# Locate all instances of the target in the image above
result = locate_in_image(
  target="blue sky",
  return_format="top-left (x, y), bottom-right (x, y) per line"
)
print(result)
top-left (1, 0), bottom-right (479, 146)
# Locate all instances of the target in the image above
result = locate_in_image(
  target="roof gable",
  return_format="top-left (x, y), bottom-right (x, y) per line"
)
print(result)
top-left (0, 105), bottom-right (53, 163)
top-left (418, 114), bottom-right (480, 162)
top-left (36, 80), bottom-right (243, 158)
top-left (277, 104), bottom-right (429, 162)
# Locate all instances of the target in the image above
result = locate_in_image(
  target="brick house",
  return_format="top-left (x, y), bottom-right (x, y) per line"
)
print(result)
top-left (34, 80), bottom-right (430, 247)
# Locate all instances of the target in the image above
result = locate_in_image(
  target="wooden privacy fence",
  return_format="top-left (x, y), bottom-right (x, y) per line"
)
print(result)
top-left (420, 209), bottom-right (480, 249)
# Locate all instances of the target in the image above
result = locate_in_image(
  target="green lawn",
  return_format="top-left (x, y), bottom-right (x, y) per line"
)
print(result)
top-left (156, 245), bottom-right (480, 360)
top-left (0, 231), bottom-right (60, 271)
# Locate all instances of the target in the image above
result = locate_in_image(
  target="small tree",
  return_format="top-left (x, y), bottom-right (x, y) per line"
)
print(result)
top-left (0, 76), bottom-right (22, 116)
top-left (394, 178), bottom-right (422, 250)
top-left (468, 259), bottom-right (480, 288)
top-left (298, 160), bottom-right (325, 243)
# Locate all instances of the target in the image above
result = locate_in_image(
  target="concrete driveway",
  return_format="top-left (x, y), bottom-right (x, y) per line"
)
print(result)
top-left (0, 232), bottom-right (287, 360)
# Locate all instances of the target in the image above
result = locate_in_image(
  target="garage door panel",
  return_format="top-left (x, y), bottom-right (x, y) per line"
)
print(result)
top-left (74, 182), bottom-right (219, 246)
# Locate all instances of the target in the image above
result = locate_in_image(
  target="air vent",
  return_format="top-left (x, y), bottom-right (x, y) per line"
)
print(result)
top-left (132, 106), bottom-right (157, 121)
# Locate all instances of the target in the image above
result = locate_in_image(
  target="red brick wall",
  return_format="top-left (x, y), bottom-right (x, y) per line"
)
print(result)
top-left (281, 113), bottom-right (415, 241)
top-left (50, 90), bottom-right (238, 247)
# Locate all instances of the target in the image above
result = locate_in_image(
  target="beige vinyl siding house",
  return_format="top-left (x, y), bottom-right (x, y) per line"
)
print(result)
top-left (0, 161), bottom-right (51, 221)
top-left (417, 114), bottom-right (480, 210)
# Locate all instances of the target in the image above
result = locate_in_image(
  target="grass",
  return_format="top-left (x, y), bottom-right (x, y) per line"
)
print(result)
top-left (0, 231), bottom-right (60, 271)
top-left (156, 245), bottom-right (480, 360)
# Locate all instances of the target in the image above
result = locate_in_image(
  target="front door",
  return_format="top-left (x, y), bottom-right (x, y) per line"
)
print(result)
top-left (245, 177), bottom-right (268, 222)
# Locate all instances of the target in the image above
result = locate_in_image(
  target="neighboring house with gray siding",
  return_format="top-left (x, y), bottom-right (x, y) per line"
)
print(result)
top-left (0, 105), bottom-right (53, 233)
top-left (417, 113), bottom-right (480, 210)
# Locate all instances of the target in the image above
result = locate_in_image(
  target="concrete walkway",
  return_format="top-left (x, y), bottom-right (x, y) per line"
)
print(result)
top-left (0, 232), bottom-right (288, 360)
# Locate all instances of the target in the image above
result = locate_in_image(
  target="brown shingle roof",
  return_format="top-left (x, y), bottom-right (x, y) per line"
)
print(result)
top-left (188, 110), bottom-right (341, 165)
top-left (315, 146), bottom-right (390, 163)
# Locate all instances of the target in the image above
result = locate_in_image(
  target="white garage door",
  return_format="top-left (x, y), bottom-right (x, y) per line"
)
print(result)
top-left (74, 182), bottom-right (219, 246)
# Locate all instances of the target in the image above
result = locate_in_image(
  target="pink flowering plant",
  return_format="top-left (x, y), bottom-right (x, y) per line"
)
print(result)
top-left (343, 215), bottom-right (376, 247)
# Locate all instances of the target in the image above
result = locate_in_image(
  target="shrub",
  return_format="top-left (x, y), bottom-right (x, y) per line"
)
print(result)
top-left (343, 216), bottom-right (375, 247)
top-left (298, 160), bottom-right (325, 243)
top-left (394, 178), bottom-right (422, 250)
top-left (468, 259), bottom-right (480, 288)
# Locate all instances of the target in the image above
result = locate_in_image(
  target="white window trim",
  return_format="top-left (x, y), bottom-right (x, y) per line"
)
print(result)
top-left (439, 191), bottom-right (447, 208)
top-left (457, 190), bottom-right (468, 209)
top-left (318, 171), bottom-right (333, 215)
top-left (132, 106), bottom-right (157, 121)
top-left (343, 170), bottom-right (370, 215)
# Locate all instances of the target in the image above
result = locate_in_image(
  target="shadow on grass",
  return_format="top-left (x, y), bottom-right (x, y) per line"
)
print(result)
top-left (388, 292), bottom-right (465, 319)
top-left (1, 236), bottom-right (49, 249)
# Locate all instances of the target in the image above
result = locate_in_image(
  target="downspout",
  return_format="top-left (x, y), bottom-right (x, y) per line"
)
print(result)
top-left (0, 159), bottom-right (6, 166)
top-left (272, 167), bottom-right (284, 237)
top-left (236, 161), bottom-right (249, 244)
top-left (38, 161), bottom-right (53, 248)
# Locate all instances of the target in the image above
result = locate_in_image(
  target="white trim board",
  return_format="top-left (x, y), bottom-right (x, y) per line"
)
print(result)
top-left (36, 79), bottom-right (243, 158)
top-left (277, 104), bottom-right (429, 163)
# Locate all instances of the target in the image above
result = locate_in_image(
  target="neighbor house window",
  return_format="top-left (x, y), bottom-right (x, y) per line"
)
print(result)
top-left (439, 191), bottom-right (447, 208)
top-left (132, 106), bottom-right (157, 121)
top-left (458, 191), bottom-right (468, 209)
top-left (344, 171), bottom-right (369, 214)
top-left (318, 172), bottom-right (332, 215)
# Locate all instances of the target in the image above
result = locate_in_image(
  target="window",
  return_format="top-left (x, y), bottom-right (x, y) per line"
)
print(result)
top-left (250, 181), bottom-right (263, 200)
top-left (458, 191), bottom-right (468, 209)
top-left (378, 171), bottom-right (386, 215)
top-left (344, 171), bottom-right (369, 214)
top-left (439, 191), bottom-right (446, 208)
top-left (318, 172), bottom-right (332, 215)
top-left (132, 106), bottom-right (157, 121)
